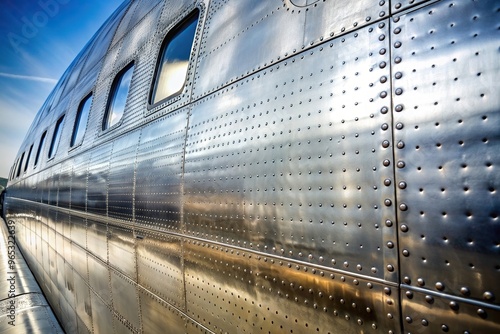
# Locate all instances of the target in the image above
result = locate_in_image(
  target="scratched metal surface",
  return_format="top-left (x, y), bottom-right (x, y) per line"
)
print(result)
top-left (2, 0), bottom-right (500, 333)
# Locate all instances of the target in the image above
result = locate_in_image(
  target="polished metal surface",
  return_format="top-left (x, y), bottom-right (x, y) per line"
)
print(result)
top-left (0, 218), bottom-right (64, 333)
top-left (3, 0), bottom-right (500, 333)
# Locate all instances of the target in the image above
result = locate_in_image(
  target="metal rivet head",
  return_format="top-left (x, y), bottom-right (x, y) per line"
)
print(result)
top-left (421, 319), bottom-right (428, 326)
top-left (477, 308), bottom-right (487, 318)
top-left (400, 224), bottom-right (409, 232)
top-left (394, 41), bottom-right (402, 48)
top-left (383, 159), bottom-right (391, 167)
top-left (399, 203), bottom-right (408, 211)
top-left (380, 106), bottom-right (389, 114)
top-left (460, 287), bottom-right (470, 296)
top-left (397, 161), bottom-right (406, 168)
top-left (405, 290), bottom-right (413, 298)
top-left (395, 3), bottom-right (402, 9)
top-left (436, 282), bottom-right (445, 290)
top-left (395, 87), bottom-right (403, 95)
top-left (402, 249), bottom-right (409, 256)
top-left (395, 72), bottom-right (403, 80)
top-left (403, 276), bottom-right (411, 284)
top-left (387, 241), bottom-right (394, 248)
top-left (381, 123), bottom-right (389, 130)
top-left (387, 313), bottom-right (393, 319)
top-left (385, 219), bottom-right (393, 227)
top-left (380, 76), bottom-right (388, 83)
top-left (418, 278), bottom-right (425, 286)
top-left (387, 264), bottom-right (394, 272)
top-left (397, 141), bottom-right (405, 149)
top-left (382, 140), bottom-right (390, 148)
top-left (449, 301), bottom-right (459, 310)
top-left (394, 57), bottom-right (402, 64)
top-left (442, 324), bottom-right (449, 332)
top-left (425, 296), bottom-right (434, 304)
top-left (405, 316), bottom-right (412, 323)
top-left (380, 91), bottom-right (388, 98)
top-left (385, 287), bottom-right (392, 295)
top-left (394, 27), bottom-right (402, 34)
top-left (398, 181), bottom-right (407, 189)
top-left (384, 179), bottom-right (392, 186)
top-left (379, 61), bottom-right (387, 68)
top-left (395, 104), bottom-right (404, 112)
top-left (483, 291), bottom-right (494, 300)
top-left (396, 122), bottom-right (404, 129)
top-left (384, 199), bottom-right (392, 206)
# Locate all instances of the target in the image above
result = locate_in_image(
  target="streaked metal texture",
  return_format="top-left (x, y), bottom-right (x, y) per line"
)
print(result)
top-left (392, 0), bottom-right (500, 332)
top-left (0, 219), bottom-right (64, 333)
top-left (2, 0), bottom-right (500, 333)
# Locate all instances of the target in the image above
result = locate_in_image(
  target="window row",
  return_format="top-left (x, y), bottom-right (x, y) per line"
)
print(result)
top-left (9, 10), bottom-right (199, 182)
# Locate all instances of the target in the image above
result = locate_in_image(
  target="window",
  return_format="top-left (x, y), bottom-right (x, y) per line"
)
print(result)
top-left (150, 10), bottom-right (199, 105)
top-left (34, 131), bottom-right (47, 167)
top-left (48, 115), bottom-right (65, 159)
top-left (103, 63), bottom-right (134, 130)
top-left (16, 153), bottom-right (25, 178)
top-left (24, 144), bottom-right (33, 173)
top-left (71, 93), bottom-right (92, 147)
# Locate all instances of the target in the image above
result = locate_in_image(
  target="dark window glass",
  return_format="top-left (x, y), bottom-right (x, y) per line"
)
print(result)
top-left (103, 63), bottom-right (134, 130)
top-left (48, 115), bottom-right (65, 159)
top-left (71, 93), bottom-right (92, 147)
top-left (150, 11), bottom-right (199, 105)
top-left (16, 153), bottom-right (25, 178)
top-left (24, 144), bottom-right (33, 173)
top-left (34, 131), bottom-right (47, 167)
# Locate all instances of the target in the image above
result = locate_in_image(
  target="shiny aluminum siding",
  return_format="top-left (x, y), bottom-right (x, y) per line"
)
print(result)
top-left (3, 0), bottom-right (500, 333)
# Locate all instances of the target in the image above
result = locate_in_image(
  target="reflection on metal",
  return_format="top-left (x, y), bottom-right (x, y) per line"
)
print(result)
top-left (3, 0), bottom-right (500, 333)
top-left (0, 219), bottom-right (64, 333)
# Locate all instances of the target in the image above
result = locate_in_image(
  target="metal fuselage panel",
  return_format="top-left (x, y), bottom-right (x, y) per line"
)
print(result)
top-left (3, 0), bottom-right (500, 333)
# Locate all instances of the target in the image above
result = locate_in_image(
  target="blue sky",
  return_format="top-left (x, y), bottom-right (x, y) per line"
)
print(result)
top-left (0, 0), bottom-right (125, 178)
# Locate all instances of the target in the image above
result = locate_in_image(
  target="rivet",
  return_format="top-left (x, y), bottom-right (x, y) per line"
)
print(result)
top-left (380, 76), bottom-right (388, 83)
top-left (397, 161), bottom-right (406, 168)
top-left (398, 181), bottom-right (407, 189)
top-left (387, 241), bottom-right (394, 248)
top-left (403, 276), bottom-right (411, 284)
top-left (425, 295), bottom-right (434, 304)
top-left (460, 287), bottom-right (470, 296)
top-left (395, 87), bottom-right (403, 95)
top-left (385, 219), bottom-right (393, 227)
top-left (421, 319), bottom-right (428, 326)
top-left (382, 140), bottom-right (390, 148)
top-left (402, 249), bottom-right (409, 256)
top-left (449, 301), bottom-right (459, 310)
top-left (384, 287), bottom-right (391, 295)
top-left (384, 179), bottom-right (392, 186)
top-left (394, 27), bottom-right (402, 34)
top-left (442, 324), bottom-right (449, 332)
top-left (378, 21), bottom-right (385, 28)
top-left (379, 61), bottom-right (387, 68)
top-left (380, 91), bottom-right (388, 98)
top-left (379, 48), bottom-right (386, 55)
top-left (477, 308), bottom-right (487, 318)
top-left (396, 122), bottom-right (404, 129)
top-left (379, 34), bottom-right (386, 41)
top-left (400, 224), bottom-right (408, 232)
top-left (405, 316), bottom-right (412, 323)
top-left (387, 313), bottom-right (393, 319)
top-left (383, 159), bottom-right (391, 167)
top-left (399, 203), bottom-right (408, 211)
top-left (436, 282), bottom-right (445, 291)
top-left (394, 41), bottom-right (402, 48)
top-left (395, 72), bottom-right (403, 79)
top-left (397, 141), bottom-right (405, 149)
top-left (405, 290), bottom-right (413, 298)
top-left (387, 264), bottom-right (394, 272)
top-left (381, 123), bottom-right (389, 130)
top-left (418, 278), bottom-right (425, 286)
top-left (384, 199), bottom-right (392, 206)
top-left (395, 3), bottom-right (402, 9)
top-left (395, 104), bottom-right (404, 112)
top-left (483, 291), bottom-right (494, 300)
top-left (372, 323), bottom-right (377, 329)
top-left (380, 106), bottom-right (389, 114)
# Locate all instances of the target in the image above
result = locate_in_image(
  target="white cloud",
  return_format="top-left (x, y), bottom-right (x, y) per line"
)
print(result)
top-left (0, 71), bottom-right (57, 84)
